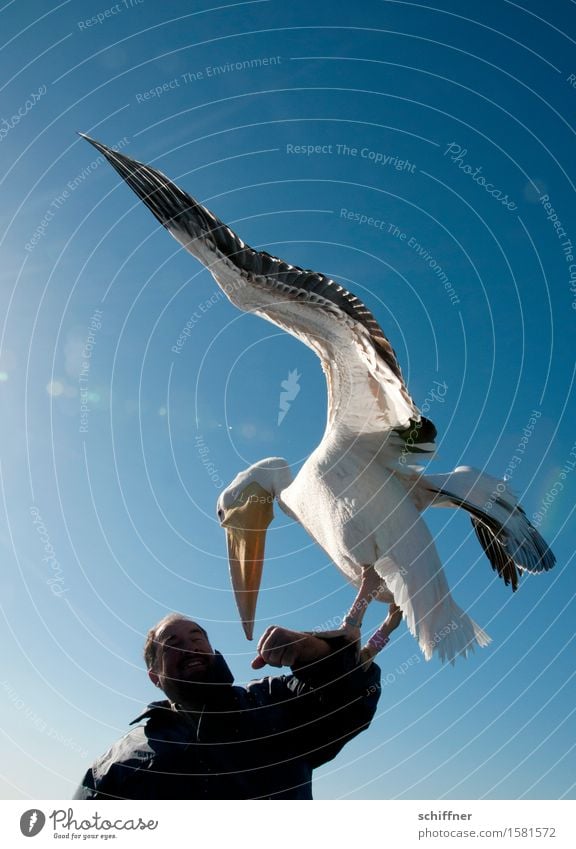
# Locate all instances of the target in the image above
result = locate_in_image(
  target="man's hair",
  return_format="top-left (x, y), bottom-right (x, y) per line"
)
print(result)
top-left (144, 613), bottom-right (208, 670)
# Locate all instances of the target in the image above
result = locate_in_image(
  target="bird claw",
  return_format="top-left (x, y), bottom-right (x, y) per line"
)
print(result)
top-left (387, 603), bottom-right (403, 632)
top-left (339, 622), bottom-right (361, 643)
top-left (359, 645), bottom-right (376, 668)
top-left (308, 622), bottom-right (361, 644)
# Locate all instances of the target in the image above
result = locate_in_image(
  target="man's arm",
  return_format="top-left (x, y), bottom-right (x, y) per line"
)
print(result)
top-left (252, 625), bottom-right (334, 669)
top-left (73, 767), bottom-right (98, 800)
top-left (253, 626), bottom-right (381, 769)
top-left (73, 765), bottom-right (124, 800)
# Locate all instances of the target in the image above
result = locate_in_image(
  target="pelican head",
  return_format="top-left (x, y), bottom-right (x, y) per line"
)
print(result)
top-left (217, 458), bottom-right (293, 640)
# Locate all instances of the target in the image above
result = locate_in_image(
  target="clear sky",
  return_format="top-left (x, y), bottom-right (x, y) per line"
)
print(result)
top-left (1, 0), bottom-right (575, 801)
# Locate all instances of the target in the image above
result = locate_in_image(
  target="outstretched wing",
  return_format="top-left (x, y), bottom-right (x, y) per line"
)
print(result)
top-left (82, 134), bottom-right (436, 450)
top-left (422, 466), bottom-right (556, 591)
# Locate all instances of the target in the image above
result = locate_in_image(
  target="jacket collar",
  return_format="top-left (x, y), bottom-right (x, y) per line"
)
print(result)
top-left (131, 651), bottom-right (235, 725)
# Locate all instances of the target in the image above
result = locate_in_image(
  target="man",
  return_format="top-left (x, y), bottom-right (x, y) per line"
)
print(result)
top-left (74, 615), bottom-right (381, 800)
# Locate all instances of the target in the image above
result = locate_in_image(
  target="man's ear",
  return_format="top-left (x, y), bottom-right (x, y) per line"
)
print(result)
top-left (148, 669), bottom-right (160, 687)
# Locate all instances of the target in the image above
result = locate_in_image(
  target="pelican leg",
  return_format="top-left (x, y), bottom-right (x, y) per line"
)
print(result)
top-left (343, 567), bottom-right (384, 630)
top-left (360, 603), bottom-right (402, 665)
top-left (313, 566), bottom-right (383, 642)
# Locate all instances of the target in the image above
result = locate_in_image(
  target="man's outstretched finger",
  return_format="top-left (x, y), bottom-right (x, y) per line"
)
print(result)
top-left (256, 625), bottom-right (276, 656)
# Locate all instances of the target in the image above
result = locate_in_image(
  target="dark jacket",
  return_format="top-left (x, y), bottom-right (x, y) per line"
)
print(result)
top-left (74, 640), bottom-right (380, 800)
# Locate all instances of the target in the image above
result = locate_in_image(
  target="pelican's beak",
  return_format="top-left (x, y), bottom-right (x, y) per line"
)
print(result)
top-left (221, 483), bottom-right (274, 640)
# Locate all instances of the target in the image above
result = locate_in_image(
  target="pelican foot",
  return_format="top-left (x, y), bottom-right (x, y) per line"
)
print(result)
top-left (308, 622), bottom-right (361, 644)
top-left (359, 645), bottom-right (377, 668)
top-left (387, 603), bottom-right (403, 631)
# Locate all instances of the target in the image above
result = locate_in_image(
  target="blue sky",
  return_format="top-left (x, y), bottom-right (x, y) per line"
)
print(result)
top-left (0, 0), bottom-right (575, 800)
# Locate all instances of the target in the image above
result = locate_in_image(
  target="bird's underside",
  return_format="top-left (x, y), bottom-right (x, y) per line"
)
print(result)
top-left (280, 454), bottom-right (480, 663)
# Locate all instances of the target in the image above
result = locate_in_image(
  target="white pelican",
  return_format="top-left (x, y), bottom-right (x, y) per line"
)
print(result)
top-left (82, 134), bottom-right (556, 664)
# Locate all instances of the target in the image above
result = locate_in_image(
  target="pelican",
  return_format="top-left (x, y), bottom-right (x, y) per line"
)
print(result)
top-left (82, 134), bottom-right (556, 664)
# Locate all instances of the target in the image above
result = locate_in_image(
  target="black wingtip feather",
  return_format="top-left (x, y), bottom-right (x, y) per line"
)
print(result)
top-left (471, 513), bottom-right (556, 592)
top-left (471, 517), bottom-right (520, 591)
top-left (79, 134), bottom-right (202, 231)
top-left (80, 137), bottom-right (436, 436)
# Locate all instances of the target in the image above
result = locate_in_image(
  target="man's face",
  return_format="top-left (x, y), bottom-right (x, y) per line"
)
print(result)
top-left (148, 618), bottom-right (215, 702)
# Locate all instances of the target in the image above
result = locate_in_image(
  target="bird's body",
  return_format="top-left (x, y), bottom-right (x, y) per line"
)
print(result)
top-left (84, 134), bottom-right (556, 664)
top-left (280, 437), bottom-right (408, 596)
top-left (225, 449), bottom-right (494, 662)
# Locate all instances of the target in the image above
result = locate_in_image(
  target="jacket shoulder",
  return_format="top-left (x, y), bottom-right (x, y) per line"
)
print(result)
top-left (92, 725), bottom-right (152, 783)
top-left (244, 675), bottom-right (295, 705)
top-left (74, 725), bottom-right (155, 800)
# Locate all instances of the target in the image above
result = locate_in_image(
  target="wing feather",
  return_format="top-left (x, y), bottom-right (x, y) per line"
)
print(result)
top-left (82, 134), bottom-right (436, 449)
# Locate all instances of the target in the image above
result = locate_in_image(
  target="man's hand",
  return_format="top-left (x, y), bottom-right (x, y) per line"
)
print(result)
top-left (252, 626), bottom-right (333, 670)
